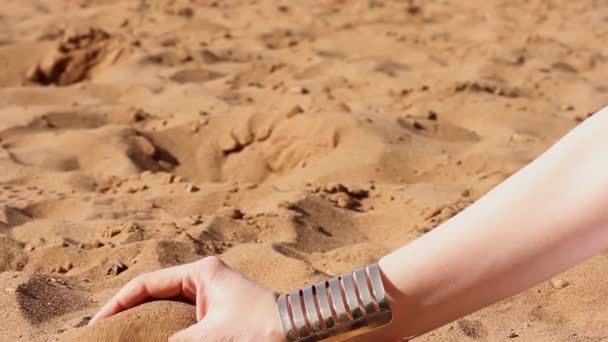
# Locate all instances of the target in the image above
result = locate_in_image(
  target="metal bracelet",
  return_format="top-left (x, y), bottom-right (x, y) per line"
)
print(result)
top-left (276, 263), bottom-right (392, 342)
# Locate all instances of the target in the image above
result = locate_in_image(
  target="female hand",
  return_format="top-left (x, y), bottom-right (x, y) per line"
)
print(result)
top-left (88, 256), bottom-right (286, 342)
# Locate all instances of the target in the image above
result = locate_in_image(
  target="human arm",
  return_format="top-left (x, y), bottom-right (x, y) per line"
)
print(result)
top-left (371, 107), bottom-right (608, 340)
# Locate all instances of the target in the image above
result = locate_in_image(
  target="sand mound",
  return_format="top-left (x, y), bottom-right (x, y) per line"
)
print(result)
top-left (65, 301), bottom-right (196, 342)
top-left (0, 272), bottom-right (93, 340)
top-left (26, 28), bottom-right (126, 86)
top-left (3, 121), bottom-right (177, 176)
top-left (15, 274), bottom-right (92, 325)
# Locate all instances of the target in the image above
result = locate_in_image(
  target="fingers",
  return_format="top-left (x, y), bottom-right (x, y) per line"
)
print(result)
top-left (89, 263), bottom-right (196, 325)
top-left (195, 281), bottom-right (207, 321)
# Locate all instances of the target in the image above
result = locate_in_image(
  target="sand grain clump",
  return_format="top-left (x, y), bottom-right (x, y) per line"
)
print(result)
top-left (65, 301), bottom-right (196, 342)
top-left (26, 28), bottom-right (126, 86)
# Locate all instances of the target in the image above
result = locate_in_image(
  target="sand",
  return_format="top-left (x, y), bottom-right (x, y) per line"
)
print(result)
top-left (0, 0), bottom-right (607, 341)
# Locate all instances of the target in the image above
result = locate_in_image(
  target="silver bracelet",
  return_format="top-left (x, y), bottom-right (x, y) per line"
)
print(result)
top-left (276, 263), bottom-right (392, 341)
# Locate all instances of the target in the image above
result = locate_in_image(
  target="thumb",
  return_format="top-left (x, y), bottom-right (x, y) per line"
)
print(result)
top-left (169, 321), bottom-right (209, 342)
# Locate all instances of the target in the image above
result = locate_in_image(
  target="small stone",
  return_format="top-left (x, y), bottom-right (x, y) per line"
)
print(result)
top-left (550, 278), bottom-right (570, 289)
top-left (187, 215), bottom-right (203, 225)
top-left (286, 105), bottom-right (304, 118)
top-left (336, 102), bottom-right (351, 112)
top-left (177, 7), bottom-right (194, 17)
top-left (49, 277), bottom-right (66, 285)
top-left (329, 192), bottom-right (355, 209)
top-left (461, 189), bottom-right (470, 197)
top-left (322, 183), bottom-right (348, 194)
top-left (57, 262), bottom-right (73, 274)
top-left (125, 222), bottom-right (142, 233)
top-left (243, 182), bottom-right (258, 189)
top-left (93, 240), bottom-right (104, 248)
top-left (348, 187), bottom-right (369, 198)
top-left (186, 184), bottom-right (200, 192)
top-left (412, 120), bottom-right (425, 130)
top-left (418, 226), bottom-right (432, 234)
top-left (161, 173), bottom-right (176, 184)
top-left (126, 184), bottom-right (148, 193)
top-left (427, 111), bottom-right (438, 120)
top-left (128, 108), bottom-right (149, 122)
top-left (508, 332), bottom-right (519, 338)
top-left (561, 104), bottom-right (575, 111)
top-left (407, 5), bottom-right (421, 15)
top-left (278, 200), bottom-right (297, 210)
top-left (74, 316), bottom-right (92, 328)
top-left (102, 226), bottom-right (121, 238)
top-left (217, 206), bottom-right (244, 219)
top-left (107, 260), bottom-right (128, 276)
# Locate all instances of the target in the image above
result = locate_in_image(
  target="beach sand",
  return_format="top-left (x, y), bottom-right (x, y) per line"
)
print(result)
top-left (1, 0), bottom-right (608, 341)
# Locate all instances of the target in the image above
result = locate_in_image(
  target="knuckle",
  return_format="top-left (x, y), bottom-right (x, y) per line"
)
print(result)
top-left (131, 273), bottom-right (146, 283)
top-left (200, 255), bottom-right (224, 269)
top-left (195, 256), bottom-right (227, 281)
top-left (128, 273), bottom-right (147, 287)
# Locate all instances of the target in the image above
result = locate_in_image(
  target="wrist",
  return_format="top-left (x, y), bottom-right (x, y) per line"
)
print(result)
top-left (275, 264), bottom-right (393, 341)
top-left (352, 259), bottom-right (416, 342)
top-left (269, 292), bottom-right (288, 342)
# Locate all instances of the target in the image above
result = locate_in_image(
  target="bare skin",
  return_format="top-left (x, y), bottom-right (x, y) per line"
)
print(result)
top-left (90, 107), bottom-right (608, 341)
top-left (89, 257), bottom-right (285, 341)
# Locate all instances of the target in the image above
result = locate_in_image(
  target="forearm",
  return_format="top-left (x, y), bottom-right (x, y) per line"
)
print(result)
top-left (374, 109), bottom-right (608, 339)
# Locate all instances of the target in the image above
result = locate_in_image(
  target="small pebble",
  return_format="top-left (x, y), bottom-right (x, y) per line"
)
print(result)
top-left (186, 184), bottom-right (200, 192)
top-left (217, 206), bottom-right (244, 219)
top-left (550, 278), bottom-right (570, 289)
top-left (561, 104), bottom-right (575, 111)
top-left (107, 260), bottom-right (128, 276)
top-left (412, 121), bottom-right (425, 130)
